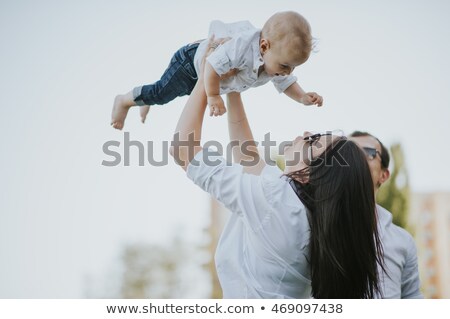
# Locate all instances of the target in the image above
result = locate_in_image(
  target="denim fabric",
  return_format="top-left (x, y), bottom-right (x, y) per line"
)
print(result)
top-left (134, 43), bottom-right (199, 106)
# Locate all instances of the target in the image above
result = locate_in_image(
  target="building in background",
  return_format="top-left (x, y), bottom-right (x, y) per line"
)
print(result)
top-left (410, 192), bottom-right (450, 298)
top-left (202, 199), bottom-right (229, 298)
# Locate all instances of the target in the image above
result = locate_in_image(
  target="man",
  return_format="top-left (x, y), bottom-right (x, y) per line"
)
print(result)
top-left (349, 131), bottom-right (423, 298)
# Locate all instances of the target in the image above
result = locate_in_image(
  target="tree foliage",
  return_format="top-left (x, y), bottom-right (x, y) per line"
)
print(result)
top-left (376, 143), bottom-right (410, 229)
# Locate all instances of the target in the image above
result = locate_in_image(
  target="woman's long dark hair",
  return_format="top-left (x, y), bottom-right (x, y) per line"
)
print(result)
top-left (286, 138), bottom-right (385, 298)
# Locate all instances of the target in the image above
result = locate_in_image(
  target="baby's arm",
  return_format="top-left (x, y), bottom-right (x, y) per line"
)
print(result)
top-left (204, 61), bottom-right (226, 117)
top-left (284, 82), bottom-right (323, 107)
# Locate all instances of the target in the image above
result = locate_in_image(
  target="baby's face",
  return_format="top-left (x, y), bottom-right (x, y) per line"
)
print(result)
top-left (262, 45), bottom-right (301, 77)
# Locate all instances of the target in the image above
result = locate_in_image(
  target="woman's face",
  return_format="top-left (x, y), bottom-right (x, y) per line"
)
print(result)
top-left (283, 131), bottom-right (341, 174)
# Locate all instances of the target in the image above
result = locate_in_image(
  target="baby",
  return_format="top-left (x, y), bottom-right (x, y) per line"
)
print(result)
top-left (111, 11), bottom-right (323, 130)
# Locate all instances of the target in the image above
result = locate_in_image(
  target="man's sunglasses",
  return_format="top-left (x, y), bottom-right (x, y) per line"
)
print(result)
top-left (362, 147), bottom-right (381, 160)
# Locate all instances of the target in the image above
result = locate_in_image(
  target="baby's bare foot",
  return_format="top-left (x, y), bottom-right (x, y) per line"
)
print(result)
top-left (140, 105), bottom-right (151, 123)
top-left (111, 95), bottom-right (131, 130)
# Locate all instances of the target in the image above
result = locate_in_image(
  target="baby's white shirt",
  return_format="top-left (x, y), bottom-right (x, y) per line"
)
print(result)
top-left (193, 20), bottom-right (297, 95)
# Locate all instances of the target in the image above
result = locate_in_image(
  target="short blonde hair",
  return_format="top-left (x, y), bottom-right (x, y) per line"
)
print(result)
top-left (261, 11), bottom-right (313, 65)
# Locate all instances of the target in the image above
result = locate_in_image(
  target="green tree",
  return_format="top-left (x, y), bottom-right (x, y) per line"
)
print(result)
top-left (119, 238), bottom-right (193, 298)
top-left (120, 243), bottom-right (179, 298)
top-left (376, 143), bottom-right (410, 229)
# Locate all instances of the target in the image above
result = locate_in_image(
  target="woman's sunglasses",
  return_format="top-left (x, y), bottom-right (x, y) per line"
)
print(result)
top-left (302, 130), bottom-right (345, 161)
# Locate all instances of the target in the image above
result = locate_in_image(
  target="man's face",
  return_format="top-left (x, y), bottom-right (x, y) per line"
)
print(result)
top-left (349, 135), bottom-right (389, 191)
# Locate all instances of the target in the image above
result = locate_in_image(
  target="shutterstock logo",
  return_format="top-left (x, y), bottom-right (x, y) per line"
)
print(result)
top-left (101, 132), bottom-right (348, 167)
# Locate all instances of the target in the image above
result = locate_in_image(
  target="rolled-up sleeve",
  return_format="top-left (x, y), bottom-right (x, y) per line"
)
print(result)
top-left (206, 45), bottom-right (232, 76)
top-left (206, 37), bottom-right (247, 76)
top-left (186, 149), bottom-right (284, 232)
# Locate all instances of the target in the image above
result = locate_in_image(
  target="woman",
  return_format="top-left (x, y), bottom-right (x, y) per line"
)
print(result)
top-left (170, 50), bottom-right (384, 299)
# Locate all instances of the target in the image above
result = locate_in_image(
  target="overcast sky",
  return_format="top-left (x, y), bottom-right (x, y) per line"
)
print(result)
top-left (1, 0), bottom-right (449, 297)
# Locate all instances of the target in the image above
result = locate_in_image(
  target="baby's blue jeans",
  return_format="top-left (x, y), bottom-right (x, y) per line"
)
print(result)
top-left (133, 42), bottom-right (199, 106)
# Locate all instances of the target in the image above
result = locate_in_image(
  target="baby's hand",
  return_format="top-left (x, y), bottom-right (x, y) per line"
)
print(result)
top-left (301, 92), bottom-right (323, 107)
top-left (208, 95), bottom-right (227, 116)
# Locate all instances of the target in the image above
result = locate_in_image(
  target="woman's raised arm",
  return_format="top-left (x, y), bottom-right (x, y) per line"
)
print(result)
top-left (226, 92), bottom-right (266, 175)
top-left (170, 78), bottom-right (207, 171)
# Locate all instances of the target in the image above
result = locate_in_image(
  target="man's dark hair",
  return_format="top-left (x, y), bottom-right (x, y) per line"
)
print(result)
top-left (349, 131), bottom-right (390, 169)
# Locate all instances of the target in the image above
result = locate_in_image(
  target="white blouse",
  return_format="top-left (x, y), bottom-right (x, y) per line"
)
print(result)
top-left (186, 150), bottom-right (423, 299)
top-left (187, 150), bottom-right (311, 298)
